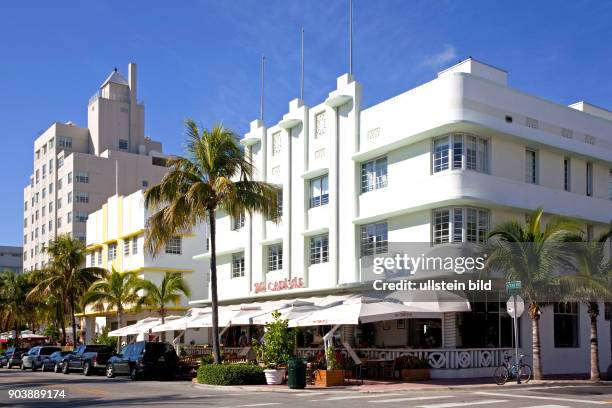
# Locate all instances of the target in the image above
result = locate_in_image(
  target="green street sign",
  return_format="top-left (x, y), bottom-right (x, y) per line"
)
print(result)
top-left (505, 280), bottom-right (522, 293)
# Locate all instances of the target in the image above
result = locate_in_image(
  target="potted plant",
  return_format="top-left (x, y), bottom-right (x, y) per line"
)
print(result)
top-left (252, 311), bottom-right (294, 385)
top-left (395, 355), bottom-right (430, 381)
top-left (314, 347), bottom-right (345, 387)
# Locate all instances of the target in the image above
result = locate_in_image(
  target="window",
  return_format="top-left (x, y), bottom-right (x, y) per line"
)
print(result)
top-left (123, 239), bottom-right (130, 256)
top-left (434, 134), bottom-right (488, 173)
top-left (57, 217), bottom-right (62, 229)
top-left (119, 139), bottom-right (129, 150)
top-left (554, 302), bottom-right (579, 348)
top-left (564, 158), bottom-right (571, 192)
top-left (35, 169), bottom-right (39, 184)
top-left (48, 220), bottom-right (53, 231)
top-left (165, 236), bottom-right (182, 254)
top-left (48, 138), bottom-right (54, 149)
top-left (361, 157), bottom-right (388, 193)
top-left (267, 244), bottom-right (283, 272)
top-left (24, 218), bottom-right (27, 227)
top-left (360, 222), bottom-right (388, 256)
top-left (42, 224), bottom-right (46, 235)
top-left (42, 206), bottom-right (46, 217)
top-left (315, 111), bottom-right (326, 139)
top-left (586, 162), bottom-right (593, 196)
top-left (526, 117), bottom-right (539, 129)
top-left (67, 212), bottom-right (72, 224)
top-left (42, 187), bottom-right (46, 199)
top-left (35, 210), bottom-right (39, 220)
top-left (49, 182), bottom-right (53, 194)
top-left (142, 180), bottom-right (149, 188)
top-left (57, 179), bottom-right (62, 190)
top-left (57, 157), bottom-right (63, 168)
top-left (433, 207), bottom-right (489, 244)
top-left (609, 169), bottom-right (612, 200)
top-left (132, 237), bottom-right (138, 254)
top-left (232, 212), bottom-right (245, 230)
top-left (75, 212), bottom-right (88, 223)
top-left (67, 172), bottom-right (72, 184)
top-left (273, 190), bottom-right (283, 219)
top-left (232, 253), bottom-right (245, 278)
top-left (75, 171), bottom-right (89, 183)
top-left (108, 243), bottom-right (117, 260)
top-left (272, 131), bottom-right (282, 156)
top-left (49, 159), bottom-right (53, 174)
top-left (97, 250), bottom-right (102, 266)
top-left (152, 157), bottom-right (167, 167)
top-left (75, 191), bottom-right (89, 203)
top-left (67, 192), bottom-right (72, 204)
top-left (310, 234), bottom-right (329, 265)
top-left (58, 136), bottom-right (72, 149)
top-left (310, 175), bottom-right (329, 208)
top-left (42, 164), bottom-right (46, 178)
top-left (525, 149), bottom-right (537, 184)
top-left (49, 202), bottom-right (53, 213)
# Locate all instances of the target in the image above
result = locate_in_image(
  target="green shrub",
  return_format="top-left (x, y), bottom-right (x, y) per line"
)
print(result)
top-left (200, 354), bottom-right (214, 365)
top-left (197, 363), bottom-right (265, 385)
top-left (251, 311), bottom-right (294, 368)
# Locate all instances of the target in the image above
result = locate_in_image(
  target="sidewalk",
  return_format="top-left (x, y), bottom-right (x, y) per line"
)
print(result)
top-left (192, 377), bottom-right (612, 393)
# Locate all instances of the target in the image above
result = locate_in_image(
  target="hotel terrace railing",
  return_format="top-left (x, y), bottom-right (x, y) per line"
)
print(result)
top-left (296, 347), bottom-right (514, 370)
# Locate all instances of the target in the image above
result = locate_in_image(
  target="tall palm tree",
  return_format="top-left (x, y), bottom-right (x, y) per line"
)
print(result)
top-left (0, 271), bottom-right (33, 346)
top-left (29, 235), bottom-right (105, 346)
top-left (559, 230), bottom-right (612, 381)
top-left (137, 272), bottom-right (191, 341)
top-left (144, 121), bottom-right (279, 363)
top-left (82, 268), bottom-right (146, 351)
top-left (485, 207), bottom-right (581, 380)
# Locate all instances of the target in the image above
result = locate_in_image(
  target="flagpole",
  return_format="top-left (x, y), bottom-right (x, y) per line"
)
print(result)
top-left (260, 55), bottom-right (265, 121)
top-left (300, 27), bottom-right (304, 100)
top-left (349, 0), bottom-right (353, 75)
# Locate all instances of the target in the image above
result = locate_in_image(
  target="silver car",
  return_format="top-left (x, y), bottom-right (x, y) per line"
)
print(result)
top-left (21, 346), bottom-right (62, 371)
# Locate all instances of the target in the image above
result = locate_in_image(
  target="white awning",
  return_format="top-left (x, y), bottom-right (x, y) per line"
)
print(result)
top-left (150, 308), bottom-right (210, 332)
top-left (290, 296), bottom-right (430, 327)
top-left (109, 316), bottom-right (181, 337)
top-left (378, 290), bottom-right (471, 312)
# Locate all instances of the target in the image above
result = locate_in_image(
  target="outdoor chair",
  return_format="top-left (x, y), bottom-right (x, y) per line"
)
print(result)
top-left (381, 360), bottom-right (395, 380)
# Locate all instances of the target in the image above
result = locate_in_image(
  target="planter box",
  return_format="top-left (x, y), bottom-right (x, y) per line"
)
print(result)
top-left (264, 368), bottom-right (285, 385)
top-left (400, 368), bottom-right (430, 382)
top-left (314, 369), bottom-right (345, 387)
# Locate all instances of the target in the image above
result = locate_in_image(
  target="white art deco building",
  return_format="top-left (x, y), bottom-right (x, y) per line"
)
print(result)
top-left (192, 58), bottom-right (612, 377)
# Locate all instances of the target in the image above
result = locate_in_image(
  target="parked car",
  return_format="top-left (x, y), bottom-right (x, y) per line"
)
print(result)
top-left (21, 346), bottom-right (62, 371)
top-left (2, 347), bottom-right (29, 368)
top-left (106, 341), bottom-right (178, 380)
top-left (41, 350), bottom-right (72, 373)
top-left (60, 344), bottom-right (115, 375)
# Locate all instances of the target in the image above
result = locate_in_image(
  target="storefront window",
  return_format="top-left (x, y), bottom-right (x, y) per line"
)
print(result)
top-left (457, 301), bottom-right (518, 348)
top-left (554, 302), bottom-right (579, 348)
top-left (407, 319), bottom-right (441, 348)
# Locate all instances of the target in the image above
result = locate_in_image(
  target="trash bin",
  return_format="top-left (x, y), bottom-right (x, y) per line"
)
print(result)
top-left (287, 357), bottom-right (306, 389)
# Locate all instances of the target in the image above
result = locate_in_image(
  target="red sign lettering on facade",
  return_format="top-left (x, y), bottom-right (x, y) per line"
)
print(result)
top-left (253, 277), bottom-right (304, 294)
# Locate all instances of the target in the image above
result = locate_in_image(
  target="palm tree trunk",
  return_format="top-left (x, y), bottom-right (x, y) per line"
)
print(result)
top-left (160, 308), bottom-right (166, 343)
top-left (588, 302), bottom-right (600, 381)
top-left (60, 314), bottom-right (67, 346)
top-left (209, 209), bottom-right (222, 364)
top-left (531, 305), bottom-right (543, 380)
top-left (116, 309), bottom-right (123, 352)
top-left (69, 292), bottom-right (77, 349)
top-left (14, 320), bottom-right (19, 347)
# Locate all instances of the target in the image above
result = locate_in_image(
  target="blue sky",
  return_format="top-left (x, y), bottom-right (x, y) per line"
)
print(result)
top-left (1, 0), bottom-right (611, 246)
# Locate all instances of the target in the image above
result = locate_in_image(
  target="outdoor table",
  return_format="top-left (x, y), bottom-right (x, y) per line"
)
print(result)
top-left (365, 359), bottom-right (387, 379)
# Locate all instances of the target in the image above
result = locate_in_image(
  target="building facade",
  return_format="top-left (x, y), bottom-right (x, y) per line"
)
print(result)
top-left (22, 64), bottom-right (168, 271)
top-left (192, 58), bottom-right (612, 377)
top-left (0, 246), bottom-right (23, 274)
top-left (81, 190), bottom-right (209, 344)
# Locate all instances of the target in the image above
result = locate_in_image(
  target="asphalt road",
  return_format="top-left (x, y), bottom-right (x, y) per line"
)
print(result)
top-left (1, 367), bottom-right (611, 408)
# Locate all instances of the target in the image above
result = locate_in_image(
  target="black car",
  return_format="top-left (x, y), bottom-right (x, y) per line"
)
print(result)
top-left (60, 344), bottom-right (115, 375)
top-left (41, 350), bottom-right (72, 373)
top-left (3, 347), bottom-right (29, 368)
top-left (106, 341), bottom-right (178, 380)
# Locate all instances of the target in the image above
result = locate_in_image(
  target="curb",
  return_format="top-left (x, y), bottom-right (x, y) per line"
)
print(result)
top-left (191, 379), bottom-right (611, 393)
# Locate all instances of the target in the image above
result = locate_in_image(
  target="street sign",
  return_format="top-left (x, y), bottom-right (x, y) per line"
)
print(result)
top-left (505, 280), bottom-right (522, 292)
top-left (506, 295), bottom-right (525, 318)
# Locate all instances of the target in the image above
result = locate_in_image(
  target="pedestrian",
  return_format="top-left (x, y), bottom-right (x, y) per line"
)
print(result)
top-left (238, 331), bottom-right (248, 347)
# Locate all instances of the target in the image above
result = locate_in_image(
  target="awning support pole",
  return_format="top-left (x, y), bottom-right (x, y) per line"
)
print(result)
top-left (323, 324), bottom-right (341, 367)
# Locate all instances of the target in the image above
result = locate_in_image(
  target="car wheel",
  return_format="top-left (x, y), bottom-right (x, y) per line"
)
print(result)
top-left (62, 363), bottom-right (69, 374)
top-left (20, 363), bottom-right (26, 371)
top-left (41, 363), bottom-right (46, 372)
top-left (83, 362), bottom-right (91, 376)
top-left (105, 364), bottom-right (115, 378)
top-left (129, 366), bottom-right (138, 381)
top-left (54, 363), bottom-right (60, 373)
top-left (31, 362), bottom-right (37, 371)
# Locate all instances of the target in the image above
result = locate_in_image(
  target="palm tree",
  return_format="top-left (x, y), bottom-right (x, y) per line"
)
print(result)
top-left (0, 271), bottom-right (33, 346)
top-left (559, 230), bottom-right (612, 381)
top-left (29, 235), bottom-right (105, 346)
top-left (137, 272), bottom-right (191, 341)
top-left (144, 121), bottom-right (279, 363)
top-left (82, 268), bottom-right (146, 351)
top-left (485, 207), bottom-right (581, 380)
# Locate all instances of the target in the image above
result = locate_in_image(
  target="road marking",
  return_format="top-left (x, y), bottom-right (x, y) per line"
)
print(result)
top-left (294, 391), bottom-right (338, 396)
top-left (370, 396), bottom-right (453, 403)
top-left (310, 393), bottom-right (401, 401)
top-left (416, 400), bottom-right (508, 408)
top-left (517, 405), bottom-right (571, 408)
top-left (241, 404), bottom-right (281, 407)
top-left (475, 392), bottom-right (611, 405)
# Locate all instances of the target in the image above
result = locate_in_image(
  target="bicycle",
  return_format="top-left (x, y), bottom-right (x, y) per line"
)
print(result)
top-left (493, 353), bottom-right (531, 385)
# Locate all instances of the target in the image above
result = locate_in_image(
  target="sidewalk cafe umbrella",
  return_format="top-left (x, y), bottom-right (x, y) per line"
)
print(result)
top-left (150, 308), bottom-right (210, 333)
top-left (250, 302), bottom-right (323, 326)
top-left (376, 289), bottom-right (471, 312)
top-left (109, 316), bottom-right (181, 337)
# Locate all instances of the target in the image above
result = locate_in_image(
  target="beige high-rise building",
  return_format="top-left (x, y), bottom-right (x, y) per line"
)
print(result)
top-left (22, 63), bottom-right (168, 271)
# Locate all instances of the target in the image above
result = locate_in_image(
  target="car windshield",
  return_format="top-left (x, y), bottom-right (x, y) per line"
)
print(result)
top-left (145, 342), bottom-right (174, 356)
top-left (41, 347), bottom-right (61, 354)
